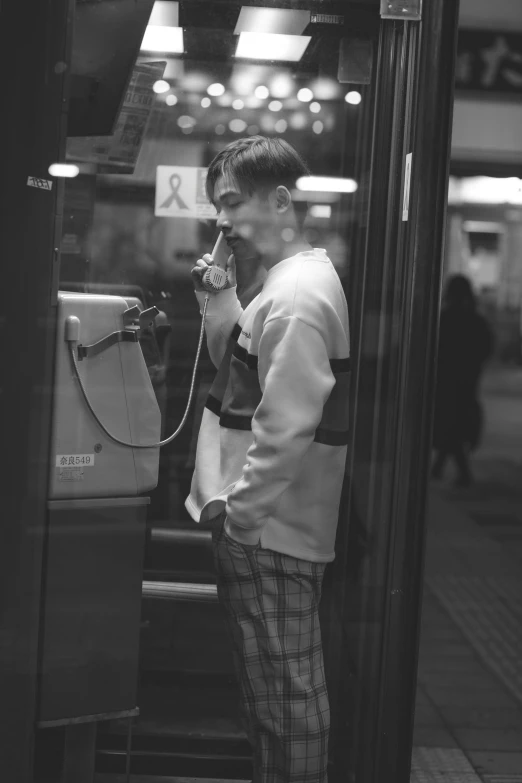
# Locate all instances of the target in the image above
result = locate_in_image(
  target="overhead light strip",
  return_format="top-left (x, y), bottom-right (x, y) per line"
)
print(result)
top-left (235, 32), bottom-right (311, 62)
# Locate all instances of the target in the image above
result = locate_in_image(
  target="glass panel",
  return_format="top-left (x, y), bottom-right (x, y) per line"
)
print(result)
top-left (49, 1), bottom-right (381, 779)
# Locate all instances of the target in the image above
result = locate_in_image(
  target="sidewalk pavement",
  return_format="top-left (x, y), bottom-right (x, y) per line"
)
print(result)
top-left (412, 366), bottom-right (522, 783)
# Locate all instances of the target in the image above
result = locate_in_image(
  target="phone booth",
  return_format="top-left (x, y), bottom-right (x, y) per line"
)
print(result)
top-left (0, 0), bottom-right (459, 781)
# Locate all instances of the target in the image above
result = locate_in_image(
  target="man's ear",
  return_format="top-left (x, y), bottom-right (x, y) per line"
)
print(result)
top-left (275, 185), bottom-right (292, 213)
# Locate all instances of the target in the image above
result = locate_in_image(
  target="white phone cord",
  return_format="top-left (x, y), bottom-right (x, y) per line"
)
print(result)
top-left (67, 295), bottom-right (210, 449)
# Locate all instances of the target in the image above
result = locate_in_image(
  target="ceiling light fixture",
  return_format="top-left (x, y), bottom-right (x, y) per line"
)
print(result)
top-left (141, 25), bottom-right (184, 53)
top-left (236, 32), bottom-right (311, 62)
top-left (234, 7), bottom-right (310, 35)
top-left (141, 2), bottom-right (183, 53)
top-left (296, 176), bottom-right (358, 193)
top-left (48, 163), bottom-right (79, 178)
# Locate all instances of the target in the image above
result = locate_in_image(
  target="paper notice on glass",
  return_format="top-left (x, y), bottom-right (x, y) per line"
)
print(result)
top-left (66, 61), bottom-right (166, 173)
top-left (155, 166), bottom-right (218, 219)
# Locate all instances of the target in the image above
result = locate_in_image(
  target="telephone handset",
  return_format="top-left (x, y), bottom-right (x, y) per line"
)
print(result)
top-left (202, 232), bottom-right (229, 292)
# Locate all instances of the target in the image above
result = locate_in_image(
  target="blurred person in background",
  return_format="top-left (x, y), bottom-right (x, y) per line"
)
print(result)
top-left (431, 274), bottom-right (494, 487)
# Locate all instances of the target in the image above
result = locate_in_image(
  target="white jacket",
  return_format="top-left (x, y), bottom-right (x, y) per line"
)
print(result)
top-left (185, 249), bottom-right (350, 563)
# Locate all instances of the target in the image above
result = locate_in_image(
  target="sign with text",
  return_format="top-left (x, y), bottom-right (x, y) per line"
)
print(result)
top-left (456, 30), bottom-right (522, 94)
top-left (155, 166), bottom-right (217, 219)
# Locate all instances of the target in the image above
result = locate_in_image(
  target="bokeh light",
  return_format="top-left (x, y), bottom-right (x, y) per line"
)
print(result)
top-left (208, 82), bottom-right (225, 96)
top-left (177, 115), bottom-right (196, 129)
top-left (255, 85), bottom-right (270, 99)
top-left (153, 80), bottom-right (170, 94)
top-left (297, 88), bottom-right (313, 102)
top-left (229, 118), bottom-right (248, 133)
top-left (345, 91), bottom-right (362, 105)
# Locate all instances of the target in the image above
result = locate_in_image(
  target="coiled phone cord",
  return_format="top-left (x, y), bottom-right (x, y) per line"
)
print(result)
top-left (67, 294), bottom-right (210, 449)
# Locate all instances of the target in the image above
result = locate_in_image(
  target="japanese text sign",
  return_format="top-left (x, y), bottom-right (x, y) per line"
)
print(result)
top-left (456, 30), bottom-right (522, 94)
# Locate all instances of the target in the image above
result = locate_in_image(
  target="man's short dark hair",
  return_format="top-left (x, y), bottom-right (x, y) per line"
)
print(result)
top-left (206, 135), bottom-right (311, 204)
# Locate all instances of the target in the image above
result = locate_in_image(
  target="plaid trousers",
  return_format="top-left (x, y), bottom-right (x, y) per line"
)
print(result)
top-left (212, 515), bottom-right (330, 783)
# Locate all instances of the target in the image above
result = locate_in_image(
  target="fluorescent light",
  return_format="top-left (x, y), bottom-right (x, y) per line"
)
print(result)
top-left (201, 97), bottom-right (211, 108)
top-left (153, 80), bottom-right (170, 94)
top-left (297, 176), bottom-right (358, 193)
top-left (207, 83), bottom-right (225, 96)
top-left (310, 205), bottom-right (332, 219)
top-left (232, 99), bottom-right (244, 110)
top-left (462, 221), bottom-right (504, 233)
top-left (297, 88), bottom-right (313, 102)
top-left (165, 94), bottom-right (178, 106)
top-left (345, 91), bottom-right (362, 105)
top-left (310, 102), bottom-right (321, 113)
top-left (312, 121), bottom-right (323, 135)
top-left (234, 7), bottom-right (310, 36)
top-left (275, 119), bottom-right (288, 133)
top-left (235, 32), bottom-right (311, 62)
top-left (141, 26), bottom-right (183, 53)
top-left (292, 190), bottom-right (340, 203)
top-left (49, 163), bottom-right (79, 178)
top-left (448, 176), bottom-right (522, 206)
top-left (268, 100), bottom-right (283, 111)
top-left (148, 1), bottom-right (179, 26)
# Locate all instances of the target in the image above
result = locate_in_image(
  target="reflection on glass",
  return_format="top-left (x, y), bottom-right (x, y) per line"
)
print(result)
top-left (55, 1), bottom-right (380, 779)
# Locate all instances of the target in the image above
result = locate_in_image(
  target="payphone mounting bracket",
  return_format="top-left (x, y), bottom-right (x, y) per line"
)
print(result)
top-left (77, 304), bottom-right (160, 360)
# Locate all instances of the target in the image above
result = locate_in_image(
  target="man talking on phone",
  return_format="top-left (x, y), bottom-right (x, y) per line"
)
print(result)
top-left (186, 136), bottom-right (350, 783)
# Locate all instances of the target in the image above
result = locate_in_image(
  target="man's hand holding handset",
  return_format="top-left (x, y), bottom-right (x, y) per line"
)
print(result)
top-left (191, 232), bottom-right (236, 293)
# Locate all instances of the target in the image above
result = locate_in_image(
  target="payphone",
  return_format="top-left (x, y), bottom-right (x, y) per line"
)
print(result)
top-left (49, 292), bottom-right (161, 499)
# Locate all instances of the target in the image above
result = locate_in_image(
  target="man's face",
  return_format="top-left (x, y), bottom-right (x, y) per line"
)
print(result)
top-left (212, 173), bottom-right (278, 262)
